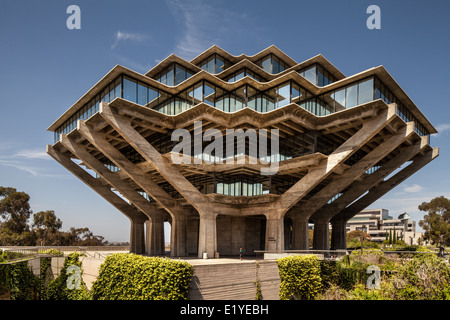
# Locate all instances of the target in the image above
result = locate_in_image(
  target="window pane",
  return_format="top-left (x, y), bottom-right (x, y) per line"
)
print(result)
top-left (261, 56), bottom-right (271, 73)
top-left (137, 83), bottom-right (148, 106)
top-left (175, 65), bottom-right (187, 85)
top-left (148, 87), bottom-right (160, 107)
top-left (114, 77), bottom-right (122, 99)
top-left (303, 66), bottom-right (316, 84)
top-left (291, 83), bottom-right (300, 102)
top-left (358, 78), bottom-right (374, 105)
top-left (192, 83), bottom-right (203, 104)
top-left (206, 57), bottom-right (215, 73)
top-left (216, 56), bottom-right (225, 73)
top-left (318, 69), bottom-right (324, 86)
top-left (276, 83), bottom-right (290, 108)
top-left (345, 84), bottom-right (358, 108)
top-left (334, 88), bottom-right (345, 109)
top-left (204, 82), bottom-right (215, 106)
top-left (123, 77), bottom-right (137, 103)
top-left (166, 66), bottom-right (174, 86)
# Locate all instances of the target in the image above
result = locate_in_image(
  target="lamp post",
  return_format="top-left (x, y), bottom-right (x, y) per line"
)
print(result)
top-left (361, 225), bottom-right (366, 255)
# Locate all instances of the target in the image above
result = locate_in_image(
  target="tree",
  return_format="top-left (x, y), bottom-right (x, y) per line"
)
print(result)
top-left (418, 196), bottom-right (450, 246)
top-left (0, 186), bottom-right (32, 234)
top-left (33, 210), bottom-right (63, 245)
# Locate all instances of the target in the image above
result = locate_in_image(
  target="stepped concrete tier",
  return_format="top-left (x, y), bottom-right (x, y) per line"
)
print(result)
top-left (47, 45), bottom-right (438, 258)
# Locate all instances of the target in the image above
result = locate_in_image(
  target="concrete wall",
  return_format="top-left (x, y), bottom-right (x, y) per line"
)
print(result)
top-left (189, 260), bottom-right (280, 300)
top-left (21, 254), bottom-right (281, 300)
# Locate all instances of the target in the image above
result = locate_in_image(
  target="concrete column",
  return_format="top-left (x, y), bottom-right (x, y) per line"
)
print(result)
top-left (130, 216), bottom-right (146, 254)
top-left (312, 219), bottom-right (330, 251)
top-left (291, 216), bottom-right (309, 250)
top-left (330, 219), bottom-right (347, 250)
top-left (171, 214), bottom-right (188, 257)
top-left (198, 213), bottom-right (217, 258)
top-left (265, 215), bottom-right (284, 252)
top-left (145, 216), bottom-right (165, 255)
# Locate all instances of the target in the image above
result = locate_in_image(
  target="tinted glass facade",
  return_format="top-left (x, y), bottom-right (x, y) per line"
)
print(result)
top-left (53, 56), bottom-right (431, 143)
top-left (257, 54), bottom-right (289, 74)
top-left (299, 64), bottom-right (336, 86)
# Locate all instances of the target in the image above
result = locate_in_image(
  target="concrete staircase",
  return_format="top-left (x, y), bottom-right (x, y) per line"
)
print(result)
top-left (189, 260), bottom-right (280, 300)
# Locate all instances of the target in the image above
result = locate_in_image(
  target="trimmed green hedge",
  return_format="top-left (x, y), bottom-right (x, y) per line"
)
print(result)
top-left (277, 255), bottom-right (322, 300)
top-left (91, 253), bottom-right (194, 300)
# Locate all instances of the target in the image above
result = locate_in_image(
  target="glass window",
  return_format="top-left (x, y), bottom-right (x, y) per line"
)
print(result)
top-left (204, 82), bottom-right (215, 106)
top-left (192, 83), bottom-right (203, 104)
top-left (303, 66), bottom-right (316, 84)
top-left (123, 77), bottom-right (137, 103)
top-left (114, 77), bottom-right (122, 99)
top-left (166, 65), bottom-right (174, 86)
top-left (216, 56), bottom-right (225, 73)
top-left (345, 84), bottom-right (358, 108)
top-left (175, 66), bottom-right (186, 85)
top-left (233, 86), bottom-right (246, 111)
top-left (358, 78), bottom-right (374, 105)
top-left (261, 56), bottom-right (271, 73)
top-left (276, 83), bottom-right (290, 108)
top-left (291, 83), bottom-right (301, 102)
top-left (318, 69), bottom-right (325, 87)
top-left (148, 87), bottom-right (159, 106)
top-left (137, 83), bottom-right (148, 106)
top-left (334, 88), bottom-right (346, 109)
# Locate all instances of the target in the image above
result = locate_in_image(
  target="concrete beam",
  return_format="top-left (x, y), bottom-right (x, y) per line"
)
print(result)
top-left (278, 104), bottom-right (397, 212)
top-left (337, 147), bottom-right (439, 226)
top-left (46, 144), bottom-right (147, 253)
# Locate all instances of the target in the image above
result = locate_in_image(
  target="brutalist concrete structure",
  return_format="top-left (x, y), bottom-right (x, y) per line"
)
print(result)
top-left (47, 45), bottom-right (438, 258)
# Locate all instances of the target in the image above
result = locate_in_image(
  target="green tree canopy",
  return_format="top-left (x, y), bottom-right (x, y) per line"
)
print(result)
top-left (418, 196), bottom-right (450, 246)
top-left (0, 186), bottom-right (32, 234)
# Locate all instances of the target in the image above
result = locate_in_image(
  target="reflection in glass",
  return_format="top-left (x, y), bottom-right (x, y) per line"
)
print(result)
top-left (358, 78), bottom-right (374, 105)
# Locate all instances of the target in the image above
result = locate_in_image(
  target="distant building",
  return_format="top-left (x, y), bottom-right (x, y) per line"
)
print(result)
top-left (347, 209), bottom-right (422, 245)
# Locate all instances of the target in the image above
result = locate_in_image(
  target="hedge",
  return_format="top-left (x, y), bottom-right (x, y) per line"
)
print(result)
top-left (277, 255), bottom-right (322, 300)
top-left (91, 253), bottom-right (194, 300)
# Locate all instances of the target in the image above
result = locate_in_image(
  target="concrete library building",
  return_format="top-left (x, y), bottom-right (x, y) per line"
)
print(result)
top-left (47, 45), bottom-right (438, 258)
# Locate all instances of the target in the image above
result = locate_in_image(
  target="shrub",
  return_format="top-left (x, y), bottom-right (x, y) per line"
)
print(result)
top-left (91, 253), bottom-right (194, 300)
top-left (38, 249), bottom-right (63, 256)
top-left (382, 253), bottom-right (450, 300)
top-left (277, 255), bottom-right (322, 300)
top-left (44, 251), bottom-right (89, 300)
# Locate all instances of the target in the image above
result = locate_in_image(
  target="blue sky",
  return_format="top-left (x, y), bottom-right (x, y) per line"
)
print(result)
top-left (0, 0), bottom-right (449, 242)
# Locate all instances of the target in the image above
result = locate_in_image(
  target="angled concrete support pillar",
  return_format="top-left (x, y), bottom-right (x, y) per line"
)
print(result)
top-left (145, 215), bottom-right (165, 255)
top-left (330, 218), bottom-right (347, 250)
top-left (312, 219), bottom-right (330, 251)
top-left (171, 213), bottom-right (188, 257)
top-left (264, 209), bottom-right (285, 251)
top-left (131, 216), bottom-right (147, 254)
top-left (278, 105), bottom-right (396, 211)
top-left (47, 144), bottom-right (148, 254)
top-left (198, 213), bottom-right (217, 258)
top-left (338, 147), bottom-right (439, 221)
top-left (291, 216), bottom-right (309, 250)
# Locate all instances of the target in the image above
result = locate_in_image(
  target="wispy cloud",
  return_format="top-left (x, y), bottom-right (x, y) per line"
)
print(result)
top-left (14, 149), bottom-right (50, 160)
top-left (0, 146), bottom-right (62, 178)
top-left (434, 123), bottom-right (450, 136)
top-left (403, 184), bottom-right (423, 193)
top-left (111, 31), bottom-right (149, 50)
top-left (165, 0), bottom-right (257, 60)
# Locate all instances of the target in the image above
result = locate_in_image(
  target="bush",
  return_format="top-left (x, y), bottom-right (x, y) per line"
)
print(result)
top-left (381, 253), bottom-right (450, 300)
top-left (91, 253), bottom-right (193, 300)
top-left (43, 251), bottom-right (89, 300)
top-left (277, 255), bottom-right (322, 300)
